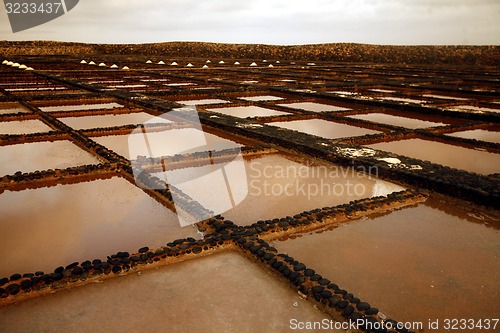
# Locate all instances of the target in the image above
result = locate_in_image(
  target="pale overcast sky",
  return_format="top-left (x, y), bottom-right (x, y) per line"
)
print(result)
top-left (1, 0), bottom-right (499, 45)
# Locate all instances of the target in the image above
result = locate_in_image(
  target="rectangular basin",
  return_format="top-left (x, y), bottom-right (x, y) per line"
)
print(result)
top-left (272, 198), bottom-right (500, 325)
top-left (208, 106), bottom-right (291, 118)
top-left (0, 252), bottom-right (339, 333)
top-left (221, 154), bottom-right (404, 226)
top-left (0, 119), bottom-right (53, 135)
top-left (0, 177), bottom-right (199, 278)
top-left (0, 140), bottom-right (101, 177)
top-left (269, 119), bottom-right (380, 139)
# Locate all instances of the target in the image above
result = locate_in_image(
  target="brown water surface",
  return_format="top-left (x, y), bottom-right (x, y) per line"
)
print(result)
top-left (94, 128), bottom-right (243, 160)
top-left (348, 113), bottom-right (445, 129)
top-left (208, 106), bottom-right (291, 118)
top-left (0, 103), bottom-right (30, 115)
top-left (0, 140), bottom-right (101, 176)
top-left (0, 177), bottom-right (198, 277)
top-left (272, 198), bottom-right (500, 329)
top-left (239, 95), bottom-right (284, 101)
top-left (0, 252), bottom-right (342, 333)
top-left (59, 112), bottom-right (168, 130)
top-left (40, 102), bottom-right (124, 112)
top-left (222, 154), bottom-right (404, 225)
top-left (447, 129), bottom-right (500, 144)
top-left (368, 139), bottom-right (500, 175)
top-left (0, 119), bottom-right (53, 134)
top-left (278, 102), bottom-right (350, 112)
top-left (270, 119), bottom-right (380, 139)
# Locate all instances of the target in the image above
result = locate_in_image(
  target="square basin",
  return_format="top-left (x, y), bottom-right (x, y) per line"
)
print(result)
top-left (278, 102), bottom-right (350, 112)
top-left (59, 112), bottom-right (169, 130)
top-left (220, 154), bottom-right (404, 226)
top-left (208, 106), bottom-right (291, 118)
top-left (0, 252), bottom-right (340, 333)
top-left (271, 198), bottom-right (500, 325)
top-left (0, 119), bottom-right (53, 135)
top-left (347, 113), bottom-right (446, 129)
top-left (367, 138), bottom-right (500, 175)
top-left (269, 119), bottom-right (380, 139)
top-left (0, 177), bottom-right (199, 278)
top-left (0, 140), bottom-right (101, 177)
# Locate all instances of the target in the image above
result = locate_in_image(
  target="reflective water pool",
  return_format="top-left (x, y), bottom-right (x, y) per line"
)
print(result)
top-left (59, 112), bottom-right (169, 130)
top-left (39, 102), bottom-right (124, 112)
top-left (367, 139), bottom-right (500, 175)
top-left (0, 252), bottom-right (339, 333)
top-left (208, 106), bottom-right (291, 118)
top-left (278, 102), bottom-right (351, 112)
top-left (269, 119), bottom-right (380, 139)
top-left (94, 128), bottom-right (243, 160)
top-left (446, 129), bottom-right (500, 144)
top-left (0, 140), bottom-right (101, 177)
top-left (0, 177), bottom-right (199, 278)
top-left (347, 113), bottom-right (446, 129)
top-left (221, 154), bottom-right (404, 226)
top-left (239, 95), bottom-right (284, 102)
top-left (178, 99), bottom-right (230, 105)
top-left (0, 119), bottom-right (53, 135)
top-left (272, 197), bottom-right (500, 327)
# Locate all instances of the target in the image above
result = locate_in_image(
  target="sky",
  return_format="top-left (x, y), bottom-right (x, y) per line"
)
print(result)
top-left (1, 0), bottom-right (499, 45)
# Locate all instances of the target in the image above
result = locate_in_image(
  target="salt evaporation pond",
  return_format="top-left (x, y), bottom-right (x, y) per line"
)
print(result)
top-left (0, 177), bottom-right (199, 278)
top-left (272, 197), bottom-right (500, 327)
top-left (269, 119), bottom-right (380, 139)
top-left (0, 252), bottom-right (343, 333)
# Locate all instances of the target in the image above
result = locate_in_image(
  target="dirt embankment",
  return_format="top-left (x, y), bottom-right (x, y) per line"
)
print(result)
top-left (0, 41), bottom-right (498, 66)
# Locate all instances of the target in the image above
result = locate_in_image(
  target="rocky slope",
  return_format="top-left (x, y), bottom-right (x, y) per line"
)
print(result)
top-left (0, 41), bottom-right (498, 65)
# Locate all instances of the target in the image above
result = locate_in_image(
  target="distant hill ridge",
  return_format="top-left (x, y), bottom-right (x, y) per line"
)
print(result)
top-left (0, 41), bottom-right (498, 65)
